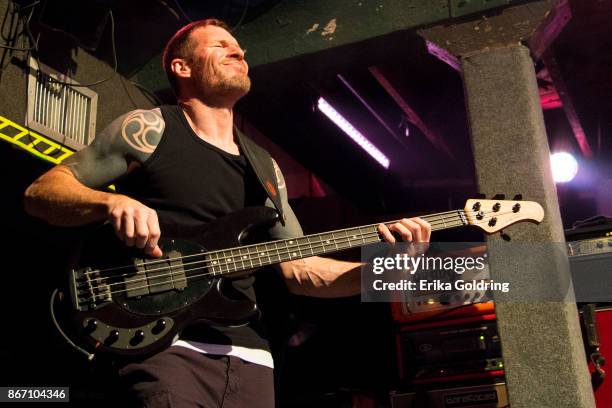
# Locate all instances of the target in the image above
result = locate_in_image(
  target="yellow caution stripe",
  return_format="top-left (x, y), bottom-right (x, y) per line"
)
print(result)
top-left (0, 115), bottom-right (74, 164)
top-left (0, 115), bottom-right (115, 190)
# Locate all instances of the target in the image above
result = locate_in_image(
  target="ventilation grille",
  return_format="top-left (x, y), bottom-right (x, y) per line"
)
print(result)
top-left (27, 59), bottom-right (98, 149)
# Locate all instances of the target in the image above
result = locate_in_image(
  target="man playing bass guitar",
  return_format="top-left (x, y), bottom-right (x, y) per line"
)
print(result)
top-left (23, 19), bottom-right (431, 408)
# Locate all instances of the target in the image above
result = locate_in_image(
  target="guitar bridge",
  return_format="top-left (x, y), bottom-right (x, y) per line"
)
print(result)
top-left (125, 250), bottom-right (186, 298)
top-left (71, 267), bottom-right (112, 311)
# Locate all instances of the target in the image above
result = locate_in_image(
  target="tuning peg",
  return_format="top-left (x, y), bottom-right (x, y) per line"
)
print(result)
top-left (500, 231), bottom-right (511, 241)
top-left (513, 194), bottom-right (523, 201)
top-left (492, 194), bottom-right (505, 200)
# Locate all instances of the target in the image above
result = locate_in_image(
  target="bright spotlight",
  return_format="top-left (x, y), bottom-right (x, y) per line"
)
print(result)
top-left (550, 152), bottom-right (578, 183)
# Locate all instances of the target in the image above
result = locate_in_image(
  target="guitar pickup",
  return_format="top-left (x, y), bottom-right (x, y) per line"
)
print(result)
top-left (126, 250), bottom-right (186, 298)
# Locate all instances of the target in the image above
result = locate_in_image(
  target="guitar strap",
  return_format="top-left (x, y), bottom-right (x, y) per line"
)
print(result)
top-left (235, 128), bottom-right (286, 226)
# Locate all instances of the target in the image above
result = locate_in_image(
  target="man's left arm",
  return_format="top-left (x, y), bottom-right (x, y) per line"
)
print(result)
top-left (268, 160), bottom-right (431, 298)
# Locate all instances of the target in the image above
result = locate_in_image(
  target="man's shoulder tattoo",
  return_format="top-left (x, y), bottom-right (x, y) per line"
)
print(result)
top-left (272, 160), bottom-right (286, 190)
top-left (121, 109), bottom-right (165, 154)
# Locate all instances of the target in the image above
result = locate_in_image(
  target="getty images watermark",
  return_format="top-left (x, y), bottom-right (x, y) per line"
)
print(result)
top-left (361, 242), bottom-right (506, 303)
top-left (361, 242), bottom-right (590, 303)
top-left (371, 251), bottom-right (509, 293)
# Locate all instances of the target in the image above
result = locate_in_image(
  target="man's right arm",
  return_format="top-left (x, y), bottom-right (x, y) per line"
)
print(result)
top-left (24, 108), bottom-right (166, 257)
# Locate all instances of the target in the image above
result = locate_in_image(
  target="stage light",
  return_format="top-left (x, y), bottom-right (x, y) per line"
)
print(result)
top-left (550, 152), bottom-right (578, 183)
top-left (317, 97), bottom-right (390, 169)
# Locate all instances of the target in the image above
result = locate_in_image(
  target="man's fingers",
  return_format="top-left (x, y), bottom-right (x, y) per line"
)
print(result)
top-left (390, 221), bottom-right (414, 242)
top-left (379, 217), bottom-right (432, 258)
top-left (145, 213), bottom-right (162, 256)
top-left (111, 211), bottom-right (123, 240)
top-left (107, 196), bottom-right (163, 254)
top-left (400, 219), bottom-right (422, 242)
top-left (149, 245), bottom-right (163, 258)
top-left (134, 212), bottom-right (150, 249)
top-left (378, 223), bottom-right (396, 244)
top-left (412, 217), bottom-right (431, 242)
top-left (122, 212), bottom-right (136, 247)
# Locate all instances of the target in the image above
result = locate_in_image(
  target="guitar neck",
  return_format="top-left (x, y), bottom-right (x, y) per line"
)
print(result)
top-left (203, 209), bottom-right (468, 276)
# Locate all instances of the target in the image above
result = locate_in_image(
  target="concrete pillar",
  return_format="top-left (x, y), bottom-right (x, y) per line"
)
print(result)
top-left (462, 44), bottom-right (595, 408)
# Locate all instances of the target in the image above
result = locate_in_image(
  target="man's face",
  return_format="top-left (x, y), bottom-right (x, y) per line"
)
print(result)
top-left (187, 25), bottom-right (251, 101)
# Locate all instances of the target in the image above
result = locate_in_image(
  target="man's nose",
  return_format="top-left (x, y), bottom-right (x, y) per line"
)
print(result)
top-left (228, 44), bottom-right (245, 60)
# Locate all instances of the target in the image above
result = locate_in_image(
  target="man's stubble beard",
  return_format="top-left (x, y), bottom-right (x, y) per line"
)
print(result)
top-left (196, 64), bottom-right (251, 103)
top-left (218, 73), bottom-right (251, 97)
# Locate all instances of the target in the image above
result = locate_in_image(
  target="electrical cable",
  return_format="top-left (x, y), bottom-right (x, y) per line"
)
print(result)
top-left (171, 0), bottom-right (250, 32)
top-left (230, 0), bottom-right (249, 32)
top-left (1, 2), bottom-right (38, 52)
top-left (15, 0), bottom-right (40, 11)
top-left (0, 43), bottom-right (33, 51)
top-left (49, 288), bottom-right (95, 361)
top-left (172, 0), bottom-right (193, 23)
top-left (11, 1), bottom-right (162, 138)
top-left (29, 6), bottom-right (160, 104)
top-left (34, 10), bottom-right (118, 87)
top-left (119, 75), bottom-right (139, 109)
top-left (129, 79), bottom-right (163, 105)
top-left (11, 2), bottom-right (115, 151)
top-left (6, 1), bottom-right (118, 87)
top-left (1, 1), bottom-right (27, 73)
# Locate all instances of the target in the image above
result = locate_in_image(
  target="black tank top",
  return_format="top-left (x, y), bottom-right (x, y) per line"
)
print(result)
top-left (116, 105), bottom-right (271, 350)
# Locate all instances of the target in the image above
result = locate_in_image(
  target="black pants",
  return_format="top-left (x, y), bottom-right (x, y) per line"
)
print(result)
top-left (118, 347), bottom-right (275, 408)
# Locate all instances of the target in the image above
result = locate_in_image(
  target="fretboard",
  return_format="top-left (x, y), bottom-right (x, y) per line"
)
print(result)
top-left (200, 209), bottom-right (468, 277)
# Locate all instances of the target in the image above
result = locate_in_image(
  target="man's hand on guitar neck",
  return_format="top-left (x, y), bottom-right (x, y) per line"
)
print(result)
top-left (278, 217), bottom-right (431, 298)
top-left (106, 195), bottom-right (163, 258)
top-left (377, 217), bottom-right (432, 255)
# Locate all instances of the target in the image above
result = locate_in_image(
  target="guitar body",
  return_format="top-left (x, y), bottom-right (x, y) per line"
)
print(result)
top-left (52, 206), bottom-right (280, 359)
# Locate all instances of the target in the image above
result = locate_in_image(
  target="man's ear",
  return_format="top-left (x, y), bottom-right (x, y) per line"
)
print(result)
top-left (171, 58), bottom-right (192, 80)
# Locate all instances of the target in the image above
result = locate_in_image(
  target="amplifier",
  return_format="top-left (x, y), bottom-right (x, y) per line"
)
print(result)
top-left (391, 232), bottom-right (612, 319)
top-left (389, 383), bottom-right (508, 408)
top-left (568, 234), bottom-right (612, 302)
top-left (397, 318), bottom-right (503, 383)
top-left (389, 391), bottom-right (416, 408)
top-left (568, 236), bottom-right (612, 258)
top-left (565, 221), bottom-right (611, 242)
top-left (391, 245), bottom-right (493, 323)
top-left (428, 383), bottom-right (508, 408)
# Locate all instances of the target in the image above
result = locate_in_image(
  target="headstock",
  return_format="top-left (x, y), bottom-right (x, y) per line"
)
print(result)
top-left (464, 198), bottom-right (544, 234)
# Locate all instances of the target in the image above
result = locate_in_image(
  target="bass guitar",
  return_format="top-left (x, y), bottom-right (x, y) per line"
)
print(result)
top-left (51, 198), bottom-right (544, 360)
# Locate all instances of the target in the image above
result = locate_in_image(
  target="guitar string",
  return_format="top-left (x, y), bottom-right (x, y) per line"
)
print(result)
top-left (79, 211), bottom-right (474, 288)
top-left (78, 212), bottom-right (515, 302)
top-left (78, 208), bottom-right (513, 294)
top-left (82, 208), bottom-right (494, 277)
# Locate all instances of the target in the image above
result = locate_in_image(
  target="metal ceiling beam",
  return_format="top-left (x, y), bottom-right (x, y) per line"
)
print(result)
top-left (237, 0), bottom-right (543, 67)
top-left (526, 0), bottom-right (572, 60)
top-left (336, 74), bottom-right (407, 148)
top-left (419, 0), bottom-right (592, 157)
top-left (542, 52), bottom-right (593, 157)
top-left (135, 0), bottom-right (538, 92)
top-left (368, 66), bottom-right (455, 159)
